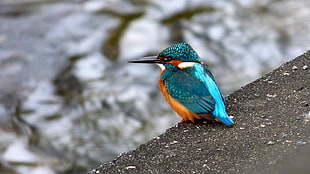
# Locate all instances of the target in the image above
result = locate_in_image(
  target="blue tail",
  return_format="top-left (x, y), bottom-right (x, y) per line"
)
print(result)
top-left (213, 110), bottom-right (234, 125)
top-left (220, 114), bottom-right (234, 125)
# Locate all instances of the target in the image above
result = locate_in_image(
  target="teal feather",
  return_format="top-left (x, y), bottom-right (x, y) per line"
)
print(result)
top-left (160, 43), bottom-right (234, 125)
top-left (128, 42), bottom-right (234, 125)
top-left (159, 42), bottom-right (201, 62)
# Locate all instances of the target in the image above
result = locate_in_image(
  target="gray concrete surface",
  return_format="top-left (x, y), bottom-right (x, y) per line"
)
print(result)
top-left (89, 51), bottom-right (309, 174)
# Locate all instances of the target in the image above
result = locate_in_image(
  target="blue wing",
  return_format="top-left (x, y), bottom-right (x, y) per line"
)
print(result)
top-left (202, 63), bottom-right (215, 81)
top-left (163, 66), bottom-right (216, 115)
top-left (162, 64), bottom-right (234, 125)
top-left (202, 64), bottom-right (226, 104)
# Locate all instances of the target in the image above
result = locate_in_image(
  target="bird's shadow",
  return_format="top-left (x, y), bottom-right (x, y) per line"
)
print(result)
top-left (178, 119), bottom-right (234, 129)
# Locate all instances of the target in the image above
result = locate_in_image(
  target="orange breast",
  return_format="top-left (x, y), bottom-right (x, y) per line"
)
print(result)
top-left (158, 71), bottom-right (203, 122)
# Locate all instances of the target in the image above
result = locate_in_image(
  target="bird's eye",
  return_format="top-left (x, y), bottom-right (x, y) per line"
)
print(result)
top-left (164, 56), bottom-right (172, 61)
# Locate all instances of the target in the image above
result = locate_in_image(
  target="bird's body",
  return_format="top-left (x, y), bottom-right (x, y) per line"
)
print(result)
top-left (128, 42), bottom-right (234, 125)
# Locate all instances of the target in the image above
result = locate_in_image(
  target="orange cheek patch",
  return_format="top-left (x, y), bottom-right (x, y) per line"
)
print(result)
top-left (168, 60), bottom-right (182, 67)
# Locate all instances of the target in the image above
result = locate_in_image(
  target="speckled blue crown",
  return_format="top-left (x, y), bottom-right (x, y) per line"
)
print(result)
top-left (159, 42), bottom-right (201, 62)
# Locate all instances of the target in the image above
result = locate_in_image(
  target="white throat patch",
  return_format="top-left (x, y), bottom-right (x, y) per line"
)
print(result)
top-left (177, 62), bottom-right (199, 69)
top-left (157, 64), bottom-right (165, 70)
top-left (156, 62), bottom-right (200, 70)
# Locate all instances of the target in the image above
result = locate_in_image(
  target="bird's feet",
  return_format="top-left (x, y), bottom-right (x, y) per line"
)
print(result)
top-left (178, 118), bottom-right (194, 124)
top-left (214, 118), bottom-right (221, 123)
top-left (179, 117), bottom-right (222, 124)
top-left (178, 119), bottom-right (186, 124)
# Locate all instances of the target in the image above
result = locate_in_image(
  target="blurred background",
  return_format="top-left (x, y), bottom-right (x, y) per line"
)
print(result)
top-left (0, 0), bottom-right (309, 173)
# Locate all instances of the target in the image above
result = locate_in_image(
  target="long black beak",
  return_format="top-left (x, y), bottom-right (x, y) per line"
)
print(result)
top-left (128, 56), bottom-right (163, 64)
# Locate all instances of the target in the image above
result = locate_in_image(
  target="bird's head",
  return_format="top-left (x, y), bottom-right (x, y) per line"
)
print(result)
top-left (128, 42), bottom-right (203, 70)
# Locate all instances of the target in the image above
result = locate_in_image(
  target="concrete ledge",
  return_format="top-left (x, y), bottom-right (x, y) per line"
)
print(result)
top-left (90, 51), bottom-right (310, 174)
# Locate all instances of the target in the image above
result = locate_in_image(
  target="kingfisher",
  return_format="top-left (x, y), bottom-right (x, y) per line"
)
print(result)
top-left (128, 42), bottom-right (234, 125)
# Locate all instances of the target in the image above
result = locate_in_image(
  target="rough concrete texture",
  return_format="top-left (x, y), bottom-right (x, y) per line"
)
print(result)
top-left (90, 51), bottom-right (310, 174)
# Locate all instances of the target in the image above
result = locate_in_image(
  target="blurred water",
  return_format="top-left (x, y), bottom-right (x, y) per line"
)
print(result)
top-left (0, 0), bottom-right (309, 173)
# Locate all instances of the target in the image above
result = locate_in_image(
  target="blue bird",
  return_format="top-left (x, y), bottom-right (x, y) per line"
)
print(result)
top-left (128, 42), bottom-right (234, 125)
